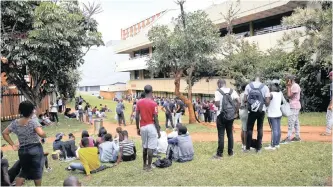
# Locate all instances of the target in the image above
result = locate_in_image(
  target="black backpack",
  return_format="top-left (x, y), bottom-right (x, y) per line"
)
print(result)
top-left (153, 158), bottom-right (172, 168)
top-left (247, 83), bottom-right (265, 112)
top-left (218, 89), bottom-right (236, 120)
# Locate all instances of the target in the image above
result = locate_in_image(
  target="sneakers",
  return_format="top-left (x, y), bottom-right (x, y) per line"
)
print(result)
top-left (45, 167), bottom-right (52, 172)
top-left (275, 145), bottom-right (280, 149)
top-left (242, 149), bottom-right (250, 153)
top-left (280, 138), bottom-right (291, 144)
top-left (264, 145), bottom-right (276, 151)
top-left (291, 137), bottom-right (301, 142)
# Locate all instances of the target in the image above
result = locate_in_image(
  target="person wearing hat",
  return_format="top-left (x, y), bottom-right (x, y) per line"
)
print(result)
top-left (167, 126), bottom-right (194, 163)
top-left (321, 71), bottom-right (333, 136)
top-left (53, 133), bottom-right (67, 159)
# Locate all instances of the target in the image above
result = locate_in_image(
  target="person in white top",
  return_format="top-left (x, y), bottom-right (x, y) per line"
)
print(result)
top-left (50, 101), bottom-right (59, 123)
top-left (213, 79), bottom-right (240, 159)
top-left (265, 82), bottom-right (283, 150)
top-left (58, 98), bottom-right (63, 113)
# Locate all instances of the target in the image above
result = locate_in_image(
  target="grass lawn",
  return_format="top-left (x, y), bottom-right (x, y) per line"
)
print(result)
top-left (1, 94), bottom-right (330, 186)
top-left (2, 139), bottom-right (331, 186)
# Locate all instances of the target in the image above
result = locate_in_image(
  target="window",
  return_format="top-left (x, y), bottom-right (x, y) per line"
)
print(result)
top-left (134, 70), bottom-right (140, 80)
top-left (253, 11), bottom-right (293, 36)
top-left (143, 70), bottom-right (151, 79)
top-left (133, 48), bottom-right (149, 57)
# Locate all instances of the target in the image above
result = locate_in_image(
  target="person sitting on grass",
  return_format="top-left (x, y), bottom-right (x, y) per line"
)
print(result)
top-left (64, 133), bottom-right (78, 158)
top-left (80, 130), bottom-right (95, 148)
top-left (66, 138), bottom-right (100, 180)
top-left (64, 108), bottom-right (76, 119)
top-left (38, 114), bottom-right (47, 126)
top-left (167, 123), bottom-right (189, 139)
top-left (167, 126), bottom-right (194, 163)
top-left (114, 127), bottom-right (124, 146)
top-left (53, 133), bottom-right (67, 159)
top-left (95, 127), bottom-right (107, 147)
top-left (1, 150), bottom-right (21, 186)
top-left (99, 133), bottom-right (119, 163)
top-left (63, 176), bottom-right (82, 187)
top-left (115, 131), bottom-right (136, 165)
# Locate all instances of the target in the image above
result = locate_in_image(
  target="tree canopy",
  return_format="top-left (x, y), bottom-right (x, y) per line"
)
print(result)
top-left (1, 1), bottom-right (103, 106)
top-left (147, 9), bottom-right (220, 123)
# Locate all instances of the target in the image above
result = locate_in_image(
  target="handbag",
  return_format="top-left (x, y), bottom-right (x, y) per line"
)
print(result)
top-left (280, 92), bottom-right (292, 117)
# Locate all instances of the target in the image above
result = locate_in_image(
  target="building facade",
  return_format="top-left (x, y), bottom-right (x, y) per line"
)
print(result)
top-left (100, 82), bottom-right (128, 100)
top-left (114, 0), bottom-right (309, 100)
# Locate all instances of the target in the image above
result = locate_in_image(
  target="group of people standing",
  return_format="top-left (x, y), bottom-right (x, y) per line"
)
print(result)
top-left (212, 75), bottom-right (304, 158)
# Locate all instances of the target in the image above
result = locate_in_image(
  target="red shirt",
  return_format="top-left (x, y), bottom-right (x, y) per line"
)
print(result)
top-left (136, 98), bottom-right (158, 127)
top-left (209, 103), bottom-right (214, 111)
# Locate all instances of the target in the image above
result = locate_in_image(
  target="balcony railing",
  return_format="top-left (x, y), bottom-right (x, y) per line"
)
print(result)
top-left (254, 25), bottom-right (300, 36)
top-left (129, 54), bottom-right (150, 60)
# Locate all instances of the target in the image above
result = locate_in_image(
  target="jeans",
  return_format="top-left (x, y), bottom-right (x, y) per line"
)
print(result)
top-left (165, 113), bottom-right (174, 128)
top-left (204, 111), bottom-right (211, 122)
top-left (246, 111), bottom-right (265, 150)
top-left (268, 117), bottom-right (281, 147)
top-left (287, 108), bottom-right (300, 139)
top-left (174, 113), bottom-right (182, 125)
top-left (216, 114), bottom-right (234, 156)
top-left (69, 162), bottom-right (84, 171)
top-left (117, 112), bottom-right (126, 125)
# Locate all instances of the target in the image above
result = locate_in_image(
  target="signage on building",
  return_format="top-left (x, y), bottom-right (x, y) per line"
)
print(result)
top-left (131, 84), bottom-right (136, 88)
top-left (121, 10), bottom-right (166, 40)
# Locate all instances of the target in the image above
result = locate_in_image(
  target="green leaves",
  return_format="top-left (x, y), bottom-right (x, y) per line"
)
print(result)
top-left (1, 0), bottom-right (103, 105)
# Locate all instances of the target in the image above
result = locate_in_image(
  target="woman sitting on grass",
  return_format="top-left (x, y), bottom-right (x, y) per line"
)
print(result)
top-left (80, 130), bottom-right (95, 148)
top-left (95, 127), bottom-right (107, 147)
top-left (115, 131), bottom-right (136, 165)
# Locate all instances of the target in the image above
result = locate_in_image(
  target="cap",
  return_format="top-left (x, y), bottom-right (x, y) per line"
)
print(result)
top-left (55, 132), bottom-right (64, 141)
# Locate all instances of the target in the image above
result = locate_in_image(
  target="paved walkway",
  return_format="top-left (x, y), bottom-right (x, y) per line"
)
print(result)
top-left (2, 121), bottom-right (331, 152)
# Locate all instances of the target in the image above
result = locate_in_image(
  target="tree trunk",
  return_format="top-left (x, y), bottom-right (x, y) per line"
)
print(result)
top-left (174, 70), bottom-right (196, 124)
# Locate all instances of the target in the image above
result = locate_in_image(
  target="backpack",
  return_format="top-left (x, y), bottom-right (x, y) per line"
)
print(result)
top-left (153, 158), bottom-right (172, 168)
top-left (247, 83), bottom-right (265, 112)
top-left (217, 89), bottom-right (236, 120)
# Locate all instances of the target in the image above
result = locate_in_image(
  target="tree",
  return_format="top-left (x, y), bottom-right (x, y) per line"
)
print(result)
top-left (1, 1), bottom-right (103, 107)
top-left (147, 8), bottom-right (220, 123)
top-left (281, 1), bottom-right (332, 66)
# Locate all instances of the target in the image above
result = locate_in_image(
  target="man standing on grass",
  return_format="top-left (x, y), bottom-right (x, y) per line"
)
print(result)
top-left (116, 99), bottom-right (126, 126)
top-left (213, 79), bottom-right (240, 159)
top-left (281, 75), bottom-right (302, 143)
top-left (244, 76), bottom-right (270, 153)
top-left (162, 98), bottom-right (174, 129)
top-left (136, 85), bottom-right (161, 171)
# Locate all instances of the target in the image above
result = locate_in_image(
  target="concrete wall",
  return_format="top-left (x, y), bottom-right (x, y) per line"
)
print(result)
top-left (100, 84), bottom-right (127, 92)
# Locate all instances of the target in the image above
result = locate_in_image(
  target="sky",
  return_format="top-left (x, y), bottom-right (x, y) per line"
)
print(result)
top-left (79, 0), bottom-right (225, 86)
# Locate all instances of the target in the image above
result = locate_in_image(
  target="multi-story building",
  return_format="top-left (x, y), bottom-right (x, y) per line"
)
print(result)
top-left (114, 0), bottom-right (309, 101)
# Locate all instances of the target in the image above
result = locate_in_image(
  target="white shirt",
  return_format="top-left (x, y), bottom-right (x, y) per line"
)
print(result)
top-left (214, 87), bottom-right (240, 115)
top-left (78, 105), bottom-right (83, 110)
top-left (58, 99), bottom-right (62, 106)
top-left (50, 104), bottom-right (58, 112)
top-left (267, 92), bottom-right (282, 118)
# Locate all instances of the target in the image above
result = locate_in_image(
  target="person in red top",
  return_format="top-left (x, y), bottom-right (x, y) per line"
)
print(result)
top-left (136, 85), bottom-right (161, 172)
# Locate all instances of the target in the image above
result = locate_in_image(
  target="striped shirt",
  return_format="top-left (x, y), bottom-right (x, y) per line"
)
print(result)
top-left (119, 140), bottom-right (135, 156)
